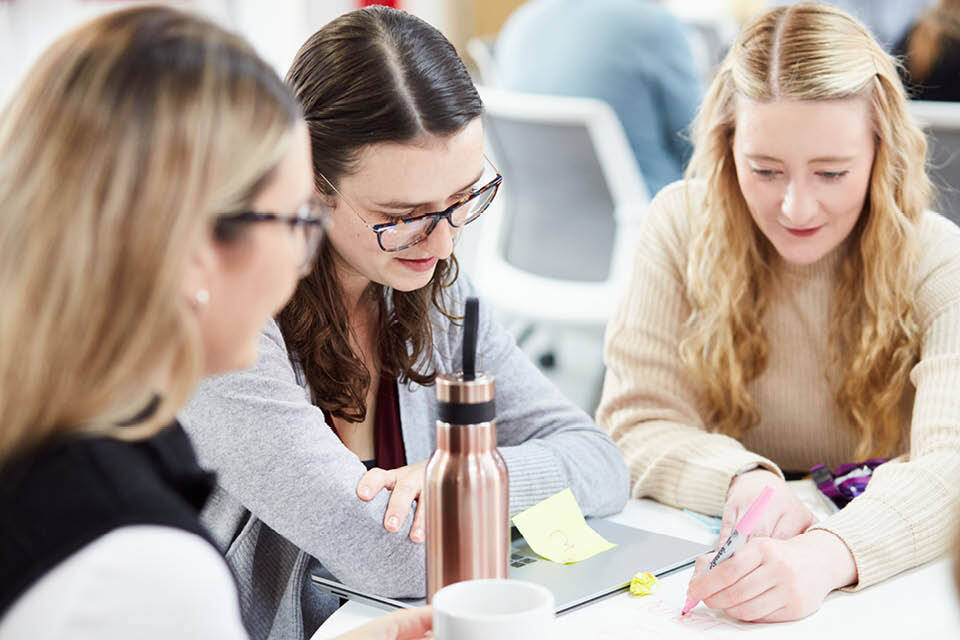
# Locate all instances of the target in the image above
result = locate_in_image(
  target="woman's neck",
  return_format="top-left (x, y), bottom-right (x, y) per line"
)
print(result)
top-left (342, 274), bottom-right (372, 320)
top-left (332, 252), bottom-right (375, 321)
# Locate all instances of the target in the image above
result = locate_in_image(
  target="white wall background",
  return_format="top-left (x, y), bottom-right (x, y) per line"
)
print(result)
top-left (0, 0), bottom-right (471, 108)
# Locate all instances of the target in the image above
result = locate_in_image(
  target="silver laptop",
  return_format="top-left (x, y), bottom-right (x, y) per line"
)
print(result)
top-left (311, 519), bottom-right (710, 615)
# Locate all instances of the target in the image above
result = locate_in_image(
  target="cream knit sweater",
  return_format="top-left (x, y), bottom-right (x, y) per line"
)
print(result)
top-left (597, 181), bottom-right (960, 589)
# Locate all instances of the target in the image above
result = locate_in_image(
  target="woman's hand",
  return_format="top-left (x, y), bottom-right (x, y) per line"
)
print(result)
top-left (685, 529), bottom-right (857, 622)
top-left (334, 606), bottom-right (432, 640)
top-left (719, 469), bottom-right (816, 543)
top-left (356, 461), bottom-right (428, 542)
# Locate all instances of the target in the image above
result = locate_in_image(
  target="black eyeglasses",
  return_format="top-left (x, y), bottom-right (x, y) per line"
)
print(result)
top-left (215, 198), bottom-right (330, 274)
top-left (319, 154), bottom-right (503, 252)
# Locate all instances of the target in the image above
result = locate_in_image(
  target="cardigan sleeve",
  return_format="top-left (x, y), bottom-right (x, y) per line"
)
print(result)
top-left (180, 319), bottom-right (426, 598)
top-left (595, 182), bottom-right (781, 516)
top-left (808, 213), bottom-right (960, 589)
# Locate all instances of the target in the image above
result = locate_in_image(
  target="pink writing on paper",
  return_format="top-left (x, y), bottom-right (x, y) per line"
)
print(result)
top-left (561, 595), bottom-right (750, 639)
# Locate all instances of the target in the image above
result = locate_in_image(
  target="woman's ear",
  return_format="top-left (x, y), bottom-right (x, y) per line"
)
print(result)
top-left (181, 233), bottom-right (218, 312)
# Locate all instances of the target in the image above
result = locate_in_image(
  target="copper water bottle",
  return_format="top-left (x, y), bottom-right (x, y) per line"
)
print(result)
top-left (424, 297), bottom-right (509, 602)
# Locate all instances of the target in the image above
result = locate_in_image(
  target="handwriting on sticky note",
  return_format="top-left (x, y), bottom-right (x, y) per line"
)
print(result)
top-left (511, 488), bottom-right (617, 563)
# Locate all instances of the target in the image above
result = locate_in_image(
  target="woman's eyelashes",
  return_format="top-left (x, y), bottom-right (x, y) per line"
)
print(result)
top-left (749, 168), bottom-right (850, 182)
top-left (818, 170), bottom-right (849, 181)
top-left (752, 168), bottom-right (780, 179)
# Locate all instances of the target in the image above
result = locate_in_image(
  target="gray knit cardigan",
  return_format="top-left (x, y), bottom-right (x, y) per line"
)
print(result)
top-left (180, 275), bottom-right (629, 640)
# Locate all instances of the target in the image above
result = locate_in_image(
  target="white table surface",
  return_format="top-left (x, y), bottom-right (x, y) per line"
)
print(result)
top-left (313, 481), bottom-right (960, 639)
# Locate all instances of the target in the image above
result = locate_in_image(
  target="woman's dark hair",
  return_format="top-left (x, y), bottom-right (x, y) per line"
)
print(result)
top-left (279, 6), bottom-right (483, 422)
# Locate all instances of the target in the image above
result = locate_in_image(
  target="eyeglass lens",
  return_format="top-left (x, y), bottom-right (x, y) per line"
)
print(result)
top-left (377, 184), bottom-right (498, 251)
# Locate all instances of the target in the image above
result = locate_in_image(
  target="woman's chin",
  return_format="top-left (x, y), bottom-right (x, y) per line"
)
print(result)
top-left (385, 265), bottom-right (438, 292)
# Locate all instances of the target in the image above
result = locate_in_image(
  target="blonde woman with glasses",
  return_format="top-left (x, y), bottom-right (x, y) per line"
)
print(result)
top-left (597, 2), bottom-right (960, 623)
top-left (0, 7), bottom-right (430, 640)
top-left (180, 6), bottom-right (629, 638)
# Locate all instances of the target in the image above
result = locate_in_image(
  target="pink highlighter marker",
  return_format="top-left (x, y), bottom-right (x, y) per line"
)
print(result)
top-left (681, 485), bottom-right (776, 616)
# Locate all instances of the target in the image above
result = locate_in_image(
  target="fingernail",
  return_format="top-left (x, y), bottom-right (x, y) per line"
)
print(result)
top-left (387, 516), bottom-right (399, 530)
top-left (412, 528), bottom-right (424, 542)
top-left (358, 487), bottom-right (371, 499)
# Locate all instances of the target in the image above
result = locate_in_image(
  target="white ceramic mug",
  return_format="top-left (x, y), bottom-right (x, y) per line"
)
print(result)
top-left (432, 578), bottom-right (555, 640)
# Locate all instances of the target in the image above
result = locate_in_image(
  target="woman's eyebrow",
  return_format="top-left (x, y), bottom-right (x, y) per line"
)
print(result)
top-left (371, 169), bottom-right (485, 209)
top-left (745, 153), bottom-right (856, 163)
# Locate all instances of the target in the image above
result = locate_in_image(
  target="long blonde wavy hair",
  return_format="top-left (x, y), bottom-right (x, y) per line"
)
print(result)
top-left (0, 7), bottom-right (299, 464)
top-left (680, 3), bottom-right (932, 458)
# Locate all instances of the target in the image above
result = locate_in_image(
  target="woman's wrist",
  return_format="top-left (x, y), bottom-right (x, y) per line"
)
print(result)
top-left (727, 466), bottom-right (781, 498)
top-left (802, 529), bottom-right (858, 590)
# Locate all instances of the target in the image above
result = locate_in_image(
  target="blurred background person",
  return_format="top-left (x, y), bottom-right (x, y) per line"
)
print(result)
top-left (495, 0), bottom-right (702, 196)
top-left (894, 0), bottom-right (960, 101)
top-left (769, 0), bottom-right (935, 48)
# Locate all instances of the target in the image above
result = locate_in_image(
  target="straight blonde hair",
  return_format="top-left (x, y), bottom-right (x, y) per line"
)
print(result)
top-left (681, 3), bottom-right (931, 458)
top-left (0, 6), bottom-right (300, 463)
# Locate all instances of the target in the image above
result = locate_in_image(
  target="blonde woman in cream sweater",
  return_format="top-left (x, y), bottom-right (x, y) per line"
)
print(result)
top-left (597, 3), bottom-right (960, 624)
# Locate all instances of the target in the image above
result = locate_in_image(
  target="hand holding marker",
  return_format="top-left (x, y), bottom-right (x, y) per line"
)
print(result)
top-left (681, 486), bottom-right (776, 616)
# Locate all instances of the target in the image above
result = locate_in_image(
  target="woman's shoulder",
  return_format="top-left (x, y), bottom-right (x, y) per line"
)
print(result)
top-left (912, 210), bottom-right (960, 318)
top-left (636, 179), bottom-right (705, 266)
top-left (915, 210), bottom-right (960, 269)
top-left (0, 526), bottom-right (245, 640)
top-left (648, 179), bottom-right (704, 227)
top-left (918, 209), bottom-right (960, 239)
top-left (199, 317), bottom-right (301, 392)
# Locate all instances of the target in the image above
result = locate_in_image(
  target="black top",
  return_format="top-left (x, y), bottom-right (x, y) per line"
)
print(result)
top-left (895, 26), bottom-right (960, 102)
top-left (0, 422), bottom-right (217, 617)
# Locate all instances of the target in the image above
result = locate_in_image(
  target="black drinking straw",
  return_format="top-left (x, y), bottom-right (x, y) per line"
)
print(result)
top-left (462, 297), bottom-right (479, 381)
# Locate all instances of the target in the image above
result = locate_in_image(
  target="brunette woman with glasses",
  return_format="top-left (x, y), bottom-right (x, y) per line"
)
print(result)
top-left (180, 6), bottom-right (629, 639)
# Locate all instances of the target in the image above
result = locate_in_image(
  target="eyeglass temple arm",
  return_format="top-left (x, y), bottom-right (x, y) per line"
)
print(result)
top-left (316, 171), bottom-right (375, 227)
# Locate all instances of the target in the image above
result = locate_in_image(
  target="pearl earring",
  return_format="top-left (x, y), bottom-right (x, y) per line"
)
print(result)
top-left (195, 289), bottom-right (210, 306)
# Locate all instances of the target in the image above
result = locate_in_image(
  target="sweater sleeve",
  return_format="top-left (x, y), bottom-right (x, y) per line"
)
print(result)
top-left (448, 275), bottom-right (629, 518)
top-left (807, 214), bottom-right (960, 590)
top-left (180, 320), bottom-right (425, 598)
top-left (595, 182), bottom-right (781, 516)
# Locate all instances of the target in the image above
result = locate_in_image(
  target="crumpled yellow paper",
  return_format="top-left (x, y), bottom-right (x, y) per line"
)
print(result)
top-left (511, 488), bottom-right (617, 564)
top-left (629, 572), bottom-right (658, 597)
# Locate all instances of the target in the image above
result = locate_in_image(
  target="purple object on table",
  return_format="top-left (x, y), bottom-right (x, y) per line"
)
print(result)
top-left (811, 458), bottom-right (888, 509)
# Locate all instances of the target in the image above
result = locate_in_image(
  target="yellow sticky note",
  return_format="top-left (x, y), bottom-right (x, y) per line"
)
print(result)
top-left (629, 572), bottom-right (658, 596)
top-left (511, 488), bottom-right (617, 564)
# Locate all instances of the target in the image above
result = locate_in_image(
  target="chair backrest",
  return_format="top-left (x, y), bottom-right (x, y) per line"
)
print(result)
top-left (910, 100), bottom-right (960, 226)
top-left (477, 86), bottom-right (650, 285)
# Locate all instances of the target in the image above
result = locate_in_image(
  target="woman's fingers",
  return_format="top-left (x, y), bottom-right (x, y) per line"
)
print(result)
top-left (335, 606), bottom-right (433, 640)
top-left (383, 464), bottom-right (425, 533)
top-left (409, 495), bottom-right (426, 543)
top-left (356, 462), bottom-right (427, 535)
top-left (356, 467), bottom-right (396, 501)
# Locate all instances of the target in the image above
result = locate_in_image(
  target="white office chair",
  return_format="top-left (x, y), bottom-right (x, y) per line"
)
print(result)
top-left (473, 85), bottom-right (650, 351)
top-left (909, 100), bottom-right (960, 226)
